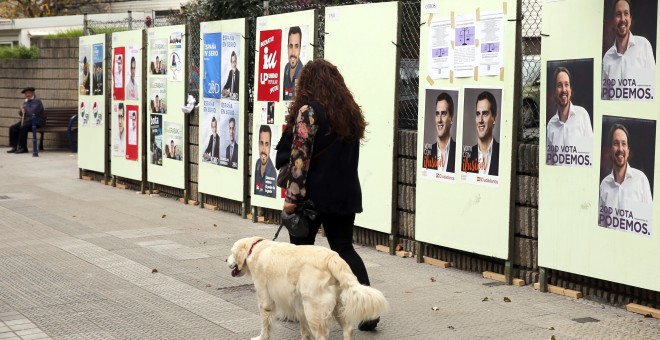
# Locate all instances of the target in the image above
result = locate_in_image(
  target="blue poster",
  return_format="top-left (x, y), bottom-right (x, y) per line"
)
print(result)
top-left (92, 43), bottom-right (104, 96)
top-left (203, 33), bottom-right (222, 99)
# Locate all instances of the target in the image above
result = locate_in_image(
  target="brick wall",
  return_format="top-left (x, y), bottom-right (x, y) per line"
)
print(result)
top-left (0, 38), bottom-right (78, 149)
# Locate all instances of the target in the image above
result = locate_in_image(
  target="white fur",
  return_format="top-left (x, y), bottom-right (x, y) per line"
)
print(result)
top-left (228, 236), bottom-right (388, 340)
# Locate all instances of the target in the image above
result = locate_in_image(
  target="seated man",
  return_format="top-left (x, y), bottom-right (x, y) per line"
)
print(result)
top-left (7, 87), bottom-right (44, 154)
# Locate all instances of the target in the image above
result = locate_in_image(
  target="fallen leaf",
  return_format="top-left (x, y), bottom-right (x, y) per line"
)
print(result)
top-left (162, 214), bottom-right (166, 218)
top-left (504, 297), bottom-right (511, 302)
top-left (644, 314), bottom-right (653, 318)
top-left (430, 277), bottom-right (437, 282)
top-left (447, 326), bottom-right (455, 330)
top-left (432, 306), bottom-right (439, 311)
top-left (213, 224), bottom-right (217, 227)
top-left (548, 327), bottom-right (554, 330)
top-left (482, 297), bottom-right (489, 302)
top-left (551, 336), bottom-right (556, 340)
top-left (206, 284), bottom-right (211, 287)
top-left (152, 268), bottom-right (158, 273)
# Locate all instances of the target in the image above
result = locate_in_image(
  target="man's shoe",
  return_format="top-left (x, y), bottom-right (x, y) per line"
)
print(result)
top-left (6, 148), bottom-right (16, 153)
top-left (358, 317), bottom-right (380, 331)
top-left (15, 148), bottom-right (28, 154)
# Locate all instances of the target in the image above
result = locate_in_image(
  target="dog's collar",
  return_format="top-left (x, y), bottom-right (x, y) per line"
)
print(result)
top-left (248, 239), bottom-right (264, 257)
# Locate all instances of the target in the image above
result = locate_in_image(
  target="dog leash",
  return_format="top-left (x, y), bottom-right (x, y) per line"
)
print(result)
top-left (273, 222), bottom-right (284, 241)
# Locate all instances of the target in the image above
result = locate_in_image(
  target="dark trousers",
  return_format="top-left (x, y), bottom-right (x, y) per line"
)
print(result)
top-left (289, 212), bottom-right (371, 286)
top-left (9, 121), bottom-right (34, 150)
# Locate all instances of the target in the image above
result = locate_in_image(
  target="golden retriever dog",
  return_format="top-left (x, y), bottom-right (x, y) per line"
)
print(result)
top-left (228, 236), bottom-right (388, 340)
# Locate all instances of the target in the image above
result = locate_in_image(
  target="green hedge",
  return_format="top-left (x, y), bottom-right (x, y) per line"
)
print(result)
top-left (0, 46), bottom-right (38, 59)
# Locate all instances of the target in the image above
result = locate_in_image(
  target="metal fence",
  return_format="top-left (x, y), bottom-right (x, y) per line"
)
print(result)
top-left (87, 0), bottom-right (542, 141)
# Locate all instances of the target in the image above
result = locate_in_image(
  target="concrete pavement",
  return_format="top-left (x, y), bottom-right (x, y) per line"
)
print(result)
top-left (1, 150), bottom-right (659, 339)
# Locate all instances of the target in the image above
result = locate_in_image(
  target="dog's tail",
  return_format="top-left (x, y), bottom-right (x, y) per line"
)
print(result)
top-left (328, 255), bottom-right (388, 325)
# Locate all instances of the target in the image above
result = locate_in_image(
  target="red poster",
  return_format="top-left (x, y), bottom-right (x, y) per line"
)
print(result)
top-left (257, 29), bottom-right (282, 102)
top-left (125, 104), bottom-right (139, 160)
top-left (113, 47), bottom-right (125, 100)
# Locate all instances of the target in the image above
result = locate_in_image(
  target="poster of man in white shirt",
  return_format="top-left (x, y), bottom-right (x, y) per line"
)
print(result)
top-left (601, 0), bottom-right (657, 101)
top-left (546, 59), bottom-right (594, 167)
top-left (598, 116), bottom-right (655, 237)
top-left (421, 89), bottom-right (459, 182)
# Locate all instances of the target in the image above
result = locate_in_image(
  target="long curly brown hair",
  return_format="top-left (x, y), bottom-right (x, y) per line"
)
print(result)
top-left (286, 58), bottom-right (367, 141)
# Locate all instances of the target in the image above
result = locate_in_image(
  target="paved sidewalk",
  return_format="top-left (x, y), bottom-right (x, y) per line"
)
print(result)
top-left (0, 151), bottom-right (659, 340)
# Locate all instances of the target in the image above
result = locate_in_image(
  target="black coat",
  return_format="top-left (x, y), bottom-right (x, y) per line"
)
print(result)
top-left (429, 139), bottom-right (456, 172)
top-left (204, 134), bottom-right (220, 159)
top-left (466, 140), bottom-right (500, 176)
top-left (225, 142), bottom-right (238, 167)
top-left (223, 69), bottom-right (240, 96)
top-left (276, 102), bottom-right (362, 214)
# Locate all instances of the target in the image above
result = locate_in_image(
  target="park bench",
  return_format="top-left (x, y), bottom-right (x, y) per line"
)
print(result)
top-left (32, 107), bottom-right (78, 153)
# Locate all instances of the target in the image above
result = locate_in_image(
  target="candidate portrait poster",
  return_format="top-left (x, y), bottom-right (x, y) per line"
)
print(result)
top-left (257, 29), bottom-right (282, 102)
top-left (112, 47), bottom-right (125, 100)
top-left (460, 87), bottom-right (502, 187)
top-left (92, 43), bottom-right (104, 96)
top-left (164, 122), bottom-right (183, 161)
top-left (149, 78), bottom-right (167, 114)
top-left (201, 98), bottom-right (221, 165)
top-left (79, 45), bottom-right (91, 95)
top-left (253, 124), bottom-right (279, 198)
top-left (598, 116), bottom-right (656, 237)
top-left (281, 25), bottom-right (309, 101)
top-left (420, 88), bottom-right (459, 182)
top-left (545, 59), bottom-right (594, 167)
top-left (218, 100), bottom-right (239, 169)
top-left (125, 45), bottom-right (140, 101)
top-left (150, 114), bottom-right (163, 166)
top-left (125, 105), bottom-right (139, 161)
top-left (203, 33), bottom-right (222, 99)
top-left (112, 102), bottom-right (126, 157)
top-left (150, 38), bottom-right (168, 75)
top-left (601, 0), bottom-right (657, 101)
top-left (221, 33), bottom-right (241, 101)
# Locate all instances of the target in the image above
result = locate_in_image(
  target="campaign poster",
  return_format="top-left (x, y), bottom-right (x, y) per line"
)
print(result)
top-left (79, 45), bottom-right (91, 95)
top-left (164, 122), bottom-right (183, 161)
top-left (201, 98), bottom-right (221, 165)
top-left (601, 0), bottom-right (657, 101)
top-left (169, 30), bottom-right (183, 82)
top-left (203, 33), bottom-right (222, 99)
top-left (112, 47), bottom-right (125, 100)
top-left (459, 87), bottom-right (503, 186)
top-left (218, 100), bottom-right (239, 169)
top-left (281, 25), bottom-right (309, 101)
top-left (79, 101), bottom-right (89, 126)
top-left (253, 124), bottom-right (278, 198)
top-left (150, 114), bottom-right (163, 166)
top-left (125, 104), bottom-right (139, 161)
top-left (149, 78), bottom-right (167, 114)
top-left (598, 116), bottom-right (656, 237)
top-left (150, 38), bottom-right (168, 75)
top-left (92, 43), bottom-right (104, 96)
top-left (125, 45), bottom-right (140, 101)
top-left (221, 33), bottom-right (241, 101)
top-left (545, 59), bottom-right (594, 167)
top-left (92, 101), bottom-right (102, 127)
top-left (257, 29), bottom-right (282, 102)
top-left (421, 89), bottom-right (459, 182)
top-left (260, 102), bottom-right (275, 124)
top-left (112, 102), bottom-right (126, 157)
